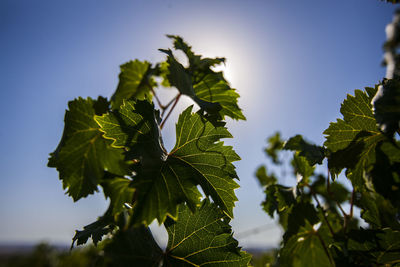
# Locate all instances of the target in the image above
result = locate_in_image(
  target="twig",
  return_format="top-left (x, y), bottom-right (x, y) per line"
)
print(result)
top-left (161, 94), bottom-right (180, 117)
top-left (311, 192), bottom-right (335, 236)
top-left (160, 94), bottom-right (181, 129)
top-left (315, 230), bottom-right (335, 266)
top-left (349, 189), bottom-right (355, 219)
top-left (151, 88), bottom-right (164, 109)
top-left (326, 169), bottom-right (348, 219)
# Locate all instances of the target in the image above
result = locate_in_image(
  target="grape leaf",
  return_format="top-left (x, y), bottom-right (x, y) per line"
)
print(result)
top-left (255, 165), bottom-right (277, 187)
top-left (283, 201), bottom-right (319, 243)
top-left (71, 213), bottom-right (114, 248)
top-left (311, 175), bottom-right (349, 204)
top-left (280, 222), bottom-right (333, 267)
top-left (291, 154), bottom-right (315, 183)
top-left (111, 60), bottom-right (155, 109)
top-left (160, 36), bottom-right (245, 121)
top-left (372, 79), bottom-right (400, 137)
top-left (358, 190), bottom-right (400, 229)
top-left (264, 132), bottom-right (284, 164)
top-left (104, 201), bottom-right (251, 267)
top-left (369, 141), bottom-right (400, 206)
top-left (48, 97), bottom-right (127, 201)
top-left (323, 88), bottom-right (387, 187)
top-left (159, 48), bottom-right (223, 116)
top-left (193, 73), bottom-right (245, 121)
top-left (284, 135), bottom-right (325, 165)
top-left (95, 100), bottom-right (240, 226)
top-left (262, 184), bottom-right (295, 218)
top-left (104, 226), bottom-right (164, 267)
top-left (163, 200), bottom-right (251, 266)
top-left (101, 174), bottom-right (135, 215)
top-left (348, 228), bottom-right (400, 266)
top-left (167, 35), bottom-right (226, 73)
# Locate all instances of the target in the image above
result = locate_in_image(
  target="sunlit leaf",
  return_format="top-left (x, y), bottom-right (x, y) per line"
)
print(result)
top-left (48, 97), bottom-right (127, 200)
top-left (280, 222), bottom-right (333, 267)
top-left (163, 200), bottom-right (251, 266)
top-left (104, 201), bottom-right (251, 266)
top-left (323, 88), bottom-right (387, 188)
top-left (160, 36), bottom-right (245, 121)
top-left (111, 60), bottom-right (155, 109)
top-left (96, 100), bottom-right (240, 226)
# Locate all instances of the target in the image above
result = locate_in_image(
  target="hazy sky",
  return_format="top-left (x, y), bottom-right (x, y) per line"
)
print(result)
top-left (0, 0), bottom-right (396, 248)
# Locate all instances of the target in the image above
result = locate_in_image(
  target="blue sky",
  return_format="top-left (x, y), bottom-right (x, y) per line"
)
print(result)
top-left (0, 0), bottom-right (396, 248)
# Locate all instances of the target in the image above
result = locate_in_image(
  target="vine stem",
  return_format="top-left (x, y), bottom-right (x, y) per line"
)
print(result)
top-left (160, 94), bottom-right (181, 129)
top-left (151, 88), bottom-right (164, 109)
top-left (342, 189), bottom-right (355, 231)
top-left (326, 168), bottom-right (348, 219)
top-left (311, 192), bottom-right (335, 236)
top-left (161, 93), bottom-right (180, 117)
top-left (314, 230), bottom-right (335, 266)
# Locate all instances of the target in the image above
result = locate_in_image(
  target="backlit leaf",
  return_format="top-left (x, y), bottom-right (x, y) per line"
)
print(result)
top-left (104, 201), bottom-right (251, 266)
top-left (96, 100), bottom-right (240, 226)
top-left (48, 97), bottom-right (127, 201)
top-left (160, 36), bottom-right (245, 121)
top-left (280, 222), bottom-right (333, 267)
top-left (163, 200), bottom-right (251, 266)
top-left (111, 60), bottom-right (155, 109)
top-left (323, 88), bottom-right (387, 187)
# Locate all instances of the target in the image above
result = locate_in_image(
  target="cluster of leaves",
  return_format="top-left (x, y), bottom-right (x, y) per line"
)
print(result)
top-left (256, 24), bottom-right (400, 267)
top-left (257, 81), bottom-right (400, 266)
top-left (48, 35), bottom-right (251, 266)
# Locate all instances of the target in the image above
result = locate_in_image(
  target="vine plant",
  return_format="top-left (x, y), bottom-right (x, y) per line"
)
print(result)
top-left (48, 35), bottom-right (251, 266)
top-left (256, 9), bottom-right (400, 267)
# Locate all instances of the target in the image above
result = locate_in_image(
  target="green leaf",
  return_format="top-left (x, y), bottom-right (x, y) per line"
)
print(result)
top-left (264, 132), bottom-right (284, 164)
top-left (369, 141), bottom-right (400, 206)
top-left (163, 200), bottom-right (251, 266)
top-left (48, 97), bottom-right (127, 201)
top-left (255, 165), bottom-right (277, 187)
top-left (284, 135), bottom-right (325, 165)
top-left (72, 213), bottom-right (114, 248)
top-left (160, 36), bottom-right (245, 121)
top-left (311, 175), bottom-right (349, 204)
top-left (323, 88), bottom-right (387, 188)
top-left (358, 190), bottom-right (400, 229)
top-left (291, 154), bottom-right (315, 183)
top-left (104, 226), bottom-right (164, 267)
top-left (159, 49), bottom-right (197, 97)
top-left (262, 184), bottom-right (295, 218)
top-left (372, 80), bottom-right (400, 137)
top-left (167, 35), bottom-right (226, 77)
top-left (95, 100), bottom-right (240, 226)
top-left (103, 201), bottom-right (251, 267)
top-left (283, 201), bottom-right (319, 243)
top-left (111, 60), bottom-right (155, 109)
top-left (280, 222), bottom-right (333, 267)
top-left (101, 174), bottom-right (135, 215)
top-left (348, 228), bottom-right (400, 265)
top-left (193, 73), bottom-right (245, 121)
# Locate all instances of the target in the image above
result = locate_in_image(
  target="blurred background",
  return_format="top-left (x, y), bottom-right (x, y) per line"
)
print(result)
top-left (0, 0), bottom-right (396, 254)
